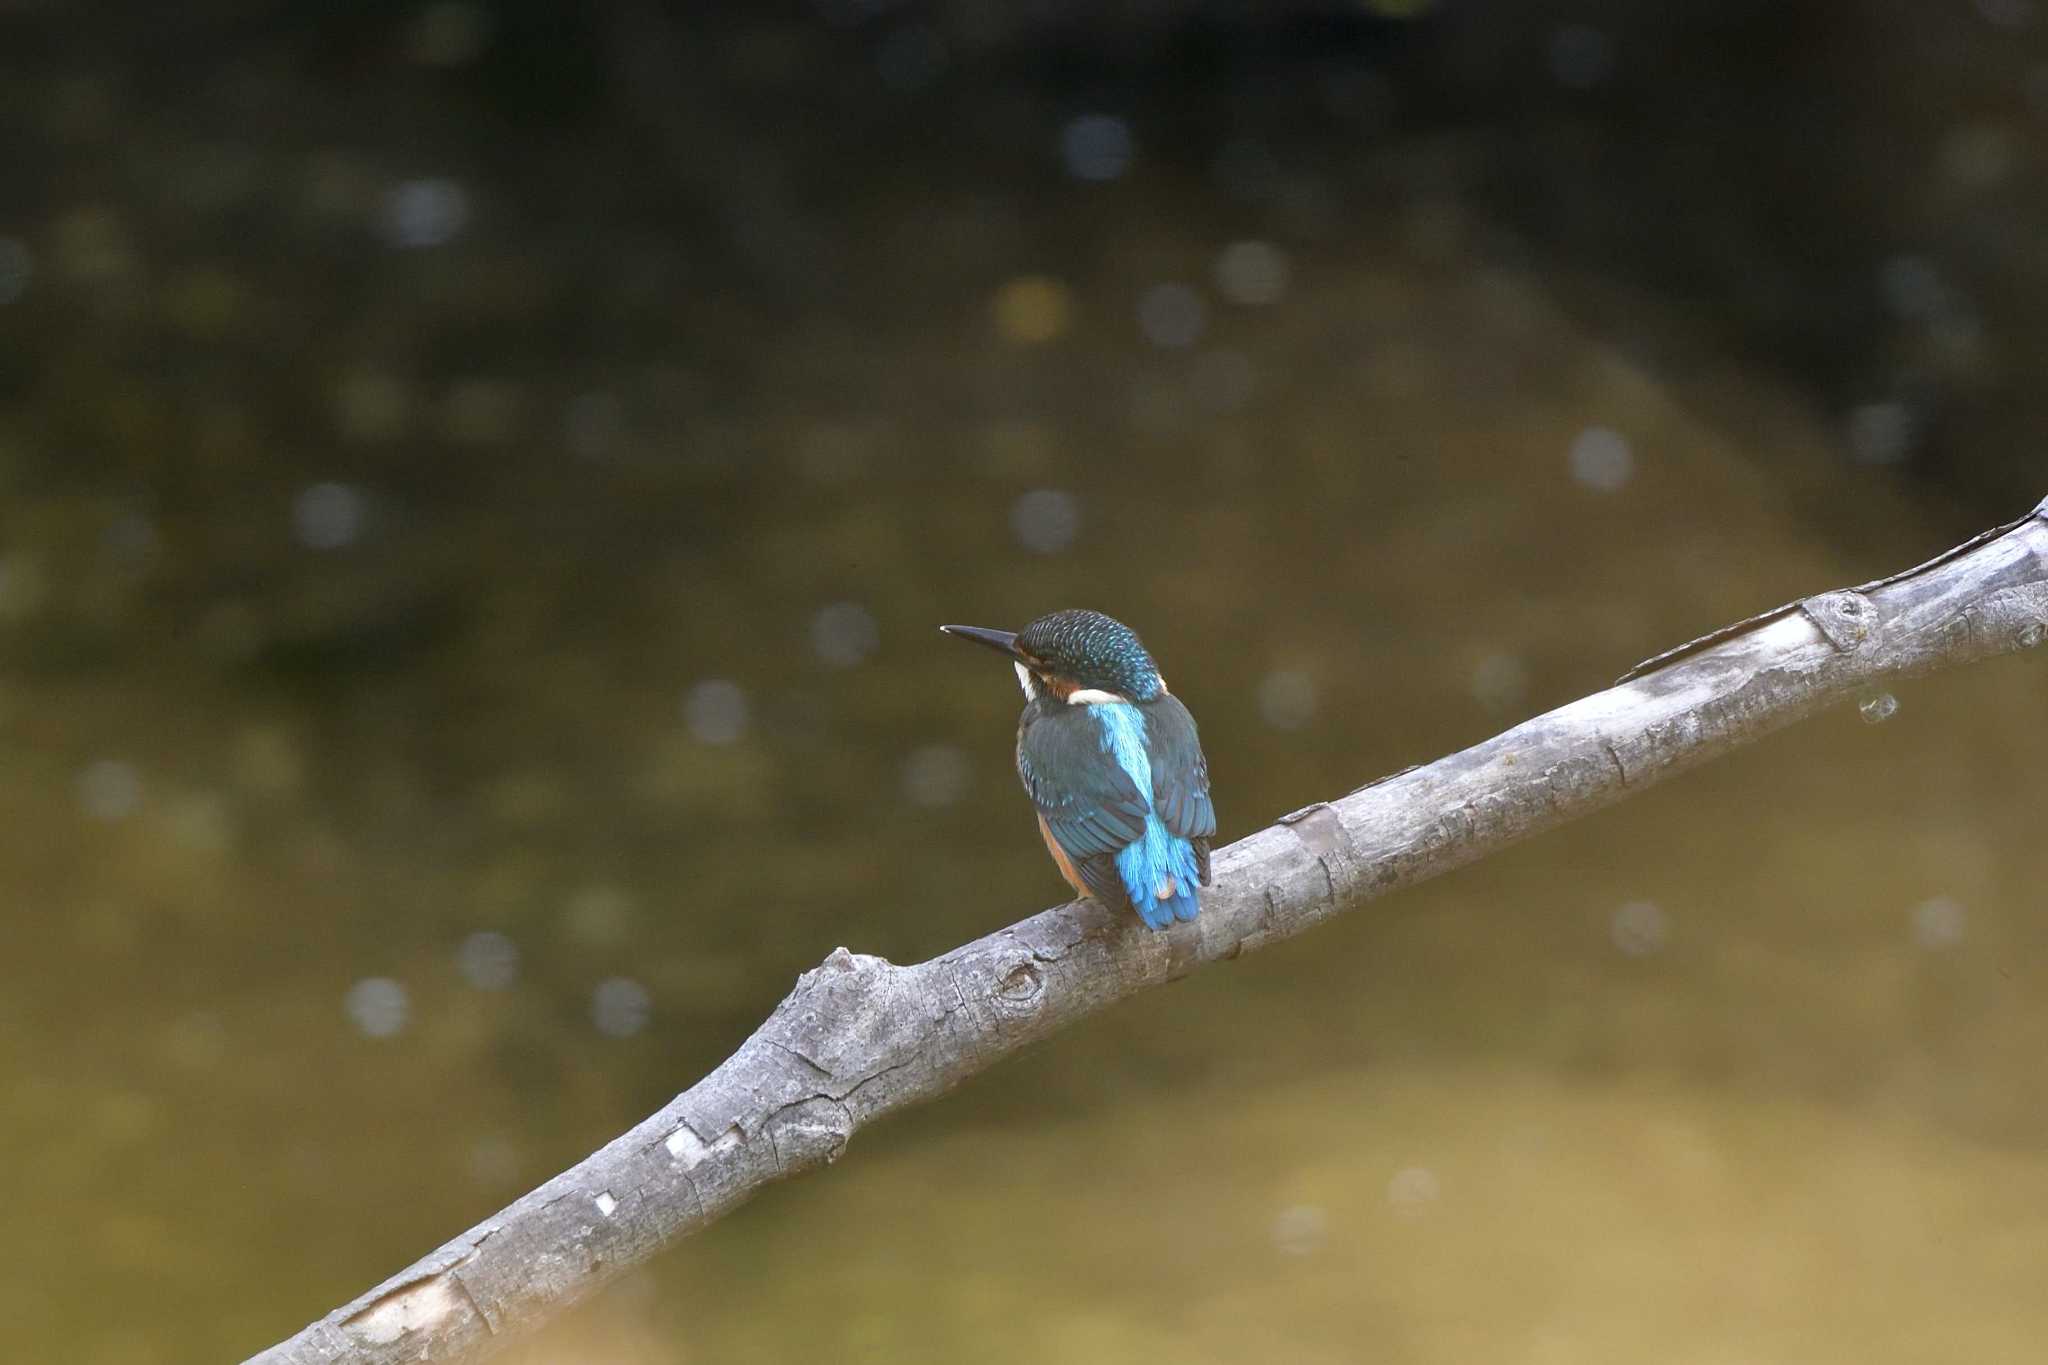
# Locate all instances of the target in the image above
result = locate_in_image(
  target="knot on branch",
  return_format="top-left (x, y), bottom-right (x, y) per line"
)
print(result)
top-left (668, 949), bottom-right (934, 1169)
top-left (763, 1096), bottom-right (854, 1169)
top-left (1941, 582), bottom-right (2048, 659)
top-left (768, 948), bottom-right (921, 1082)
top-left (994, 958), bottom-right (1043, 1004)
top-left (1799, 589), bottom-right (1874, 653)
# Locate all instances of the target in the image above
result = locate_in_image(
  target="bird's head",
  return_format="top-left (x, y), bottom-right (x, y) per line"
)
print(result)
top-left (941, 608), bottom-right (1165, 704)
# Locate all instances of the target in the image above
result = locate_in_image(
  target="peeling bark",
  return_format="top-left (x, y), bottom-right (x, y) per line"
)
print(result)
top-left (247, 497), bottom-right (2048, 1365)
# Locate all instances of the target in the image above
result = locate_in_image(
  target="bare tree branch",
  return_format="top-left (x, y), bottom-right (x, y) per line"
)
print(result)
top-left (246, 497), bottom-right (2048, 1365)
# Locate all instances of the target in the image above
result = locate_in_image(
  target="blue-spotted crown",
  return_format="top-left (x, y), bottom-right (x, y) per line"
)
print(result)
top-left (1015, 609), bottom-right (1163, 701)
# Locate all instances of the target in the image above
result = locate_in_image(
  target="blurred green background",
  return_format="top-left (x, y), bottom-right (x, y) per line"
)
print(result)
top-left (4, 3), bottom-right (2047, 1362)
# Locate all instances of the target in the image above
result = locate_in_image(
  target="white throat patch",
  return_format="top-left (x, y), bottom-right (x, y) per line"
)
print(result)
top-left (1065, 688), bottom-right (1127, 705)
top-left (1013, 662), bottom-right (1038, 700)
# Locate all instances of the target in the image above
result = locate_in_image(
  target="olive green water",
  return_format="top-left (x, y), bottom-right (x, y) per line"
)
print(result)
top-left (8, 33), bottom-right (2048, 1365)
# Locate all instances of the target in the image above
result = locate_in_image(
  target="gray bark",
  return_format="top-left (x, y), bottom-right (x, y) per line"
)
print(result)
top-left (247, 497), bottom-right (2048, 1365)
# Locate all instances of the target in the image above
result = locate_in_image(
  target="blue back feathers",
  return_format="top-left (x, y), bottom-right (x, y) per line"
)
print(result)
top-left (1089, 702), bottom-right (1203, 928)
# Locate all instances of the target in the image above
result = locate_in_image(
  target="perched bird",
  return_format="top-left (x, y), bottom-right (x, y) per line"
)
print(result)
top-left (941, 609), bottom-right (1216, 929)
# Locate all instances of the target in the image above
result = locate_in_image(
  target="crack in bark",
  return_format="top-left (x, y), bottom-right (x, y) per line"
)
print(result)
top-left (447, 1270), bottom-right (494, 1338)
top-left (1600, 738), bottom-right (1629, 788)
top-left (761, 1038), bottom-right (831, 1079)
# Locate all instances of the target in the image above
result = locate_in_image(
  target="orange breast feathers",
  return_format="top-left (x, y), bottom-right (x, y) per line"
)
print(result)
top-left (1036, 812), bottom-right (1093, 899)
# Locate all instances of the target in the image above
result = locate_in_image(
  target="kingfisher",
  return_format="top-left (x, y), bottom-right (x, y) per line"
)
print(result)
top-left (941, 609), bottom-right (1216, 930)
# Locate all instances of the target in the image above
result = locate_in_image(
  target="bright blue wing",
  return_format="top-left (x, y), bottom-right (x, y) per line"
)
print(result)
top-left (1142, 694), bottom-right (1216, 885)
top-left (1016, 702), bottom-right (1147, 909)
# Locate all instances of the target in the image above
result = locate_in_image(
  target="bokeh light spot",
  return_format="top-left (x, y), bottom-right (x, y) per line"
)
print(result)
top-left (1271, 1203), bottom-right (1328, 1256)
top-left (456, 930), bottom-right (520, 991)
top-left (292, 482), bottom-right (367, 550)
top-left (1010, 489), bottom-right (1080, 554)
top-left (1387, 1166), bottom-right (1440, 1216)
top-left (469, 1133), bottom-right (521, 1187)
top-left (1257, 670), bottom-right (1319, 730)
top-left (1912, 896), bottom-right (1966, 949)
top-left (76, 759), bottom-right (142, 822)
top-left (1137, 282), bottom-right (1207, 349)
top-left (1848, 402), bottom-right (1914, 465)
top-left (592, 977), bottom-right (653, 1038)
top-left (992, 275), bottom-right (1073, 344)
top-left (0, 237), bottom-right (32, 304)
top-left (812, 602), bottom-right (880, 668)
top-left (685, 679), bottom-right (750, 745)
top-left (1610, 899), bottom-right (1669, 957)
top-left (1568, 427), bottom-right (1634, 492)
top-left (1061, 114), bottom-right (1134, 182)
top-left (378, 178), bottom-right (470, 249)
top-left (1214, 240), bottom-right (1290, 306)
top-left (344, 977), bottom-right (409, 1039)
top-left (903, 744), bottom-right (971, 807)
top-left (1469, 652), bottom-right (1530, 713)
top-left (1879, 255), bottom-right (1947, 321)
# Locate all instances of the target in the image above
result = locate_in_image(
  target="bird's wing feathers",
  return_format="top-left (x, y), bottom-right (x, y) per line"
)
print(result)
top-left (1070, 848), bottom-right (1132, 910)
top-left (1017, 705), bottom-right (1150, 855)
top-left (1017, 704), bottom-right (1149, 910)
top-left (1144, 694), bottom-right (1216, 885)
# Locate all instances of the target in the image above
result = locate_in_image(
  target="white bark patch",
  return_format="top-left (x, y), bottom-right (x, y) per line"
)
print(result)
top-left (665, 1123), bottom-right (741, 1168)
top-left (594, 1192), bottom-right (618, 1217)
top-left (346, 1276), bottom-right (463, 1345)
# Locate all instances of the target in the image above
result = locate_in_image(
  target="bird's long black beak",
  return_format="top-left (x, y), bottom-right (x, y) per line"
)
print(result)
top-left (939, 624), bottom-right (1022, 658)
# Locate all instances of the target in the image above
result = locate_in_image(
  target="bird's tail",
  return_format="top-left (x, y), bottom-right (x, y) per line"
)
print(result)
top-left (1152, 877), bottom-right (1201, 928)
top-left (1124, 826), bottom-right (1204, 930)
